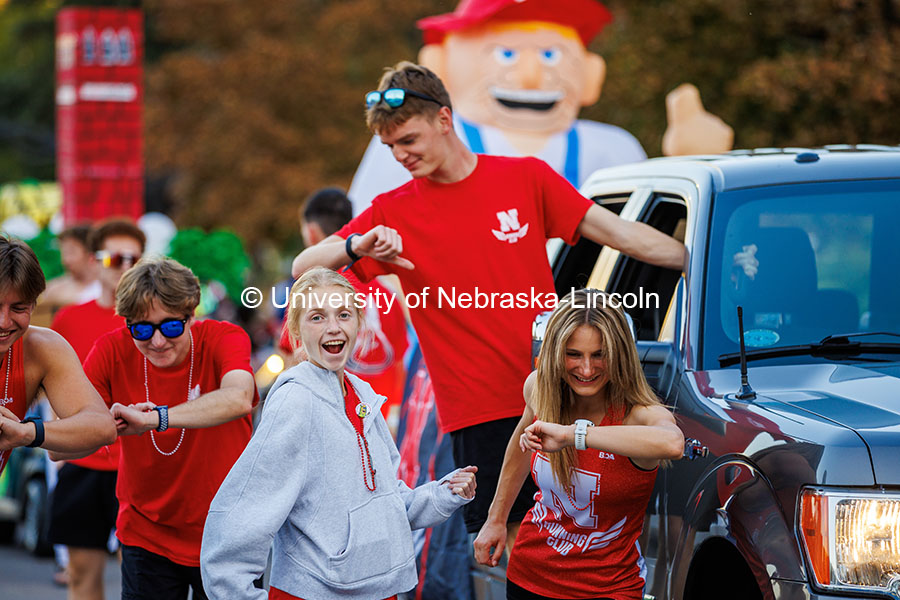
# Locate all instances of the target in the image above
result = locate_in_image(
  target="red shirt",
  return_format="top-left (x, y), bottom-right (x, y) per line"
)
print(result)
top-left (506, 413), bottom-right (658, 599)
top-left (84, 319), bottom-right (258, 566)
top-left (337, 155), bottom-right (592, 432)
top-left (0, 337), bottom-right (27, 476)
top-left (51, 299), bottom-right (124, 471)
top-left (279, 272), bottom-right (408, 413)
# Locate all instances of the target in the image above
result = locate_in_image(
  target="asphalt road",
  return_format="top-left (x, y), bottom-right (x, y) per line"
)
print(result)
top-left (0, 543), bottom-right (121, 599)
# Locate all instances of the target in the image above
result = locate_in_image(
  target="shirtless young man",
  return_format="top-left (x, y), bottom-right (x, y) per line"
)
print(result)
top-left (0, 235), bottom-right (116, 475)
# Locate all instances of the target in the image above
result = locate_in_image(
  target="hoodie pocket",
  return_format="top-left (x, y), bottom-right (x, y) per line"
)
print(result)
top-left (326, 493), bottom-right (415, 587)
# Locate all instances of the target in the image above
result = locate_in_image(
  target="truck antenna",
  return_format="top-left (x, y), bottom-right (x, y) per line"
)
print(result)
top-left (735, 306), bottom-right (757, 400)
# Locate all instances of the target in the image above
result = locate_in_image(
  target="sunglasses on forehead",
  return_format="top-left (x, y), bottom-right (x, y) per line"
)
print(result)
top-left (365, 88), bottom-right (443, 110)
top-left (95, 250), bottom-right (141, 269)
top-left (127, 317), bottom-right (188, 341)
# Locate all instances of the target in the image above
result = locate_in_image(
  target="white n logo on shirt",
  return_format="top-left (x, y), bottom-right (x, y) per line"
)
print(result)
top-left (492, 209), bottom-right (529, 243)
top-left (530, 453), bottom-right (627, 556)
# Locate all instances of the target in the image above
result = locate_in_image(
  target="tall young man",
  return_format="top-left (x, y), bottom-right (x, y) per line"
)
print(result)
top-left (291, 62), bottom-right (686, 539)
top-left (48, 219), bottom-right (146, 600)
top-left (0, 235), bottom-right (116, 474)
top-left (81, 257), bottom-right (257, 600)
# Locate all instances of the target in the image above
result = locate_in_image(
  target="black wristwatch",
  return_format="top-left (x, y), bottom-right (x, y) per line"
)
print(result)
top-left (23, 415), bottom-right (45, 448)
top-left (345, 233), bottom-right (362, 262)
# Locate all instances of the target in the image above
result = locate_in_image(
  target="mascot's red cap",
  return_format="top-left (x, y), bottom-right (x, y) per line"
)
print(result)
top-left (417, 0), bottom-right (613, 46)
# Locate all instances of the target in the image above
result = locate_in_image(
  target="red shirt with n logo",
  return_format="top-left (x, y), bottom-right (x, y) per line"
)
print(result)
top-left (507, 411), bottom-right (658, 600)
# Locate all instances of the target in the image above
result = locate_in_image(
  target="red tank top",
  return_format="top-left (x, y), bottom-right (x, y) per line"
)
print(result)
top-left (0, 337), bottom-right (28, 476)
top-left (506, 411), bottom-right (658, 600)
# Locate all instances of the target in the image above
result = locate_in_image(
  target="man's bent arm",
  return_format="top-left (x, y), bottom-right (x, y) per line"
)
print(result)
top-left (114, 369), bottom-right (255, 435)
top-left (291, 227), bottom-right (413, 279)
top-left (291, 234), bottom-right (350, 278)
top-left (29, 329), bottom-right (116, 454)
top-left (577, 204), bottom-right (687, 271)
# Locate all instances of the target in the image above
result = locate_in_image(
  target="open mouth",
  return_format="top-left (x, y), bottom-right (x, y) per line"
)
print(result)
top-left (490, 87), bottom-right (562, 111)
top-left (323, 340), bottom-right (346, 355)
top-left (572, 374), bottom-right (600, 384)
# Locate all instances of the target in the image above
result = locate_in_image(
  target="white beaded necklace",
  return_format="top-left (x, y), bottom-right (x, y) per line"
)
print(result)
top-left (144, 332), bottom-right (194, 456)
top-left (0, 349), bottom-right (10, 468)
top-left (2, 348), bottom-right (10, 403)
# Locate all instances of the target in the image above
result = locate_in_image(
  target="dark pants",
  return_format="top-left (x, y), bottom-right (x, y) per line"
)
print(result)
top-left (507, 579), bottom-right (613, 600)
top-left (451, 416), bottom-right (540, 534)
top-left (121, 544), bottom-right (208, 600)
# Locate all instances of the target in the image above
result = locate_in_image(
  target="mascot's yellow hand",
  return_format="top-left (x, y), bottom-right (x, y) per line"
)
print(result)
top-left (662, 83), bottom-right (734, 156)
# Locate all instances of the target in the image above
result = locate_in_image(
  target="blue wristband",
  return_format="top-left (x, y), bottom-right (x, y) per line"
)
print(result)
top-left (23, 416), bottom-right (44, 448)
top-left (154, 406), bottom-right (169, 432)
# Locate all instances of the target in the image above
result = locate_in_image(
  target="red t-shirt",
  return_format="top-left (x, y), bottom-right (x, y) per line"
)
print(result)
top-left (84, 319), bottom-right (258, 566)
top-left (0, 337), bottom-right (27, 476)
top-left (506, 413), bottom-right (658, 599)
top-left (51, 299), bottom-right (124, 471)
top-left (279, 272), bottom-right (408, 414)
top-left (336, 155), bottom-right (592, 432)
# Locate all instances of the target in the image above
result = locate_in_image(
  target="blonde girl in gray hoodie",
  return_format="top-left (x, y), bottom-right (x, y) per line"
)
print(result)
top-left (201, 267), bottom-right (476, 599)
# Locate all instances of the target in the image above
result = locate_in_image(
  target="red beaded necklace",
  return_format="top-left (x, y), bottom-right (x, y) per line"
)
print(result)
top-left (343, 380), bottom-right (376, 492)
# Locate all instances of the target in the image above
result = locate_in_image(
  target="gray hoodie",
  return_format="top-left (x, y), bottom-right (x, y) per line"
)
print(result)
top-left (200, 361), bottom-right (471, 599)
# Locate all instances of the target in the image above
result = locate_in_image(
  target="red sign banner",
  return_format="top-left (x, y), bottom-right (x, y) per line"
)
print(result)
top-left (56, 8), bottom-right (144, 223)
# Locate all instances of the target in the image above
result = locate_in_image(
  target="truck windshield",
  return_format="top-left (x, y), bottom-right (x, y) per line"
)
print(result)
top-left (703, 179), bottom-right (900, 368)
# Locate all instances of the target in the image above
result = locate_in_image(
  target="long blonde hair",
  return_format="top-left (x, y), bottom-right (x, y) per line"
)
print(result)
top-left (533, 289), bottom-right (662, 489)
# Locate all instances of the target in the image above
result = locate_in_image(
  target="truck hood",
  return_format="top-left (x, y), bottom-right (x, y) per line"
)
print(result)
top-left (699, 363), bottom-right (900, 484)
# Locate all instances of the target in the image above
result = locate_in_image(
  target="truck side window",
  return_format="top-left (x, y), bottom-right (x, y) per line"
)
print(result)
top-left (552, 193), bottom-right (631, 296)
top-left (606, 195), bottom-right (687, 341)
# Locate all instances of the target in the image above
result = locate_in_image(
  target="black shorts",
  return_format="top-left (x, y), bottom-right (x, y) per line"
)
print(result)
top-left (48, 463), bottom-right (118, 549)
top-left (451, 416), bottom-right (539, 534)
top-left (121, 544), bottom-right (207, 600)
top-left (506, 579), bottom-right (613, 600)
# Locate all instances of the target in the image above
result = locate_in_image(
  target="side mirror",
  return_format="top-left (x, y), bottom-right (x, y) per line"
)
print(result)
top-left (683, 437), bottom-right (709, 460)
top-left (636, 340), bottom-right (679, 398)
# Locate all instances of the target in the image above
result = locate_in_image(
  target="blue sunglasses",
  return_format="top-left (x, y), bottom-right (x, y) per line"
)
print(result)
top-left (127, 317), bottom-right (188, 341)
top-left (365, 88), bottom-right (443, 109)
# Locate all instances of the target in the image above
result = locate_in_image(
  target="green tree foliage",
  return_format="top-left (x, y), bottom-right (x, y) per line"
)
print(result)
top-left (594, 0), bottom-right (900, 153)
top-left (4, 0), bottom-right (899, 249)
top-left (26, 227), bottom-right (63, 281)
top-left (143, 0), bottom-right (452, 248)
top-left (0, 0), bottom-right (59, 181)
top-left (167, 228), bottom-right (251, 302)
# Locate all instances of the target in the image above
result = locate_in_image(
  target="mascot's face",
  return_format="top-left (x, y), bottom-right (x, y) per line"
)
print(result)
top-left (442, 21), bottom-right (599, 134)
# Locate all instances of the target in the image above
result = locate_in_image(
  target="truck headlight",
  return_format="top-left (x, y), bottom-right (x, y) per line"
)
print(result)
top-left (800, 488), bottom-right (900, 595)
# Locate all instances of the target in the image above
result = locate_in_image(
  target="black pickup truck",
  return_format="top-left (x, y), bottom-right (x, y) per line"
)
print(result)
top-left (534, 147), bottom-right (900, 600)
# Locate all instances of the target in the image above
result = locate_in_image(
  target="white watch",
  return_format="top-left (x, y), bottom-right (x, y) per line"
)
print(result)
top-left (574, 419), bottom-right (594, 451)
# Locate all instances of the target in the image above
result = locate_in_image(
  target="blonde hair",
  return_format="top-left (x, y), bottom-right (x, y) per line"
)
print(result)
top-left (534, 289), bottom-right (662, 489)
top-left (286, 267), bottom-right (362, 346)
top-left (115, 257), bottom-right (200, 322)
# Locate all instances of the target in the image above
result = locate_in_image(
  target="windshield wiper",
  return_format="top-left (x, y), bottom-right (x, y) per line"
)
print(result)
top-left (718, 331), bottom-right (900, 367)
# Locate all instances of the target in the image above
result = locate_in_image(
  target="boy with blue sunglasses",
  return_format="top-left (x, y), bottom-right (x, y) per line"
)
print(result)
top-left (48, 219), bottom-right (146, 600)
top-left (75, 256), bottom-right (258, 600)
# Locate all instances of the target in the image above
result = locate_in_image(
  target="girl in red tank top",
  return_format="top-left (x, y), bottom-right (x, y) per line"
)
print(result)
top-left (472, 290), bottom-right (685, 600)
